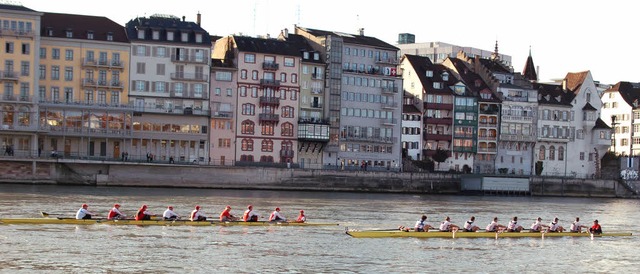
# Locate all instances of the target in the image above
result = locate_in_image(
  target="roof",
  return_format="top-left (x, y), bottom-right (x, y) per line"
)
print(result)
top-left (522, 53), bottom-right (538, 82)
top-left (403, 104), bottom-right (421, 114)
top-left (276, 33), bottom-right (325, 63)
top-left (447, 58), bottom-right (501, 102)
top-left (0, 3), bottom-right (36, 12)
top-left (605, 81), bottom-right (640, 108)
top-left (403, 54), bottom-right (458, 96)
top-left (125, 15), bottom-right (211, 45)
top-left (533, 83), bottom-right (574, 106)
top-left (582, 102), bottom-right (597, 111)
top-left (479, 58), bottom-right (511, 74)
top-left (41, 13), bottom-right (128, 43)
top-left (564, 71), bottom-right (589, 94)
top-left (593, 118), bottom-right (612, 130)
top-left (232, 35), bottom-right (316, 58)
top-left (297, 26), bottom-right (398, 51)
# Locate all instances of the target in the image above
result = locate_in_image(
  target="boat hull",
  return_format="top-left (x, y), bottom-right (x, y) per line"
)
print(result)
top-left (0, 218), bottom-right (338, 227)
top-left (346, 230), bottom-right (633, 238)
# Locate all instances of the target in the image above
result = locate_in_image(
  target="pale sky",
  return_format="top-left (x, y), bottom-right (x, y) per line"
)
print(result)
top-left (14, 0), bottom-right (637, 85)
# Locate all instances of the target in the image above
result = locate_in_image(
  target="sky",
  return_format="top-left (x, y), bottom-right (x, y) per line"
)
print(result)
top-left (11, 0), bottom-right (637, 85)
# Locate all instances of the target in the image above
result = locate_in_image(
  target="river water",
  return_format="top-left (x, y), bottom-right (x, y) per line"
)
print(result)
top-left (0, 184), bottom-right (638, 273)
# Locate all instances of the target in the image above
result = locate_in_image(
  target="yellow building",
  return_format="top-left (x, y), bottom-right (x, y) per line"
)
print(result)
top-left (38, 13), bottom-right (131, 159)
top-left (0, 4), bottom-right (41, 157)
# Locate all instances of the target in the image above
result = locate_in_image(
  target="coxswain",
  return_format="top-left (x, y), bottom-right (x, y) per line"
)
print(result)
top-left (485, 217), bottom-right (506, 232)
top-left (507, 216), bottom-right (523, 232)
top-left (439, 216), bottom-right (460, 232)
top-left (268, 207), bottom-right (286, 222)
top-left (75, 204), bottom-right (93, 220)
top-left (463, 216), bottom-right (480, 232)
top-left (589, 219), bottom-right (602, 234)
top-left (548, 217), bottom-right (564, 232)
top-left (107, 203), bottom-right (126, 220)
top-left (190, 205), bottom-right (207, 221)
top-left (242, 205), bottom-right (259, 222)
top-left (414, 215), bottom-right (434, 232)
top-left (296, 210), bottom-right (306, 223)
top-left (135, 204), bottom-right (152, 221)
top-left (163, 206), bottom-right (179, 220)
top-left (569, 217), bottom-right (587, 233)
top-left (530, 217), bottom-right (548, 232)
top-left (219, 205), bottom-right (237, 222)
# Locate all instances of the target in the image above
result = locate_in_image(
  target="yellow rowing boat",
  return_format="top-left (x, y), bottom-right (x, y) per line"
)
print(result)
top-left (346, 229), bottom-right (633, 238)
top-left (0, 218), bottom-right (339, 227)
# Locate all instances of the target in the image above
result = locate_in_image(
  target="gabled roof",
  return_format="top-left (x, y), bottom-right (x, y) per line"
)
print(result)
top-left (403, 54), bottom-right (457, 96)
top-left (447, 58), bottom-right (501, 102)
top-left (605, 81), bottom-right (640, 109)
top-left (582, 102), bottom-right (597, 111)
top-left (277, 33), bottom-right (325, 64)
top-left (479, 58), bottom-right (511, 74)
top-left (533, 83), bottom-right (574, 106)
top-left (125, 15), bottom-right (211, 45)
top-left (593, 118), bottom-right (612, 130)
top-left (41, 13), bottom-right (128, 43)
top-left (231, 35), bottom-right (314, 57)
top-left (0, 3), bottom-right (36, 12)
top-left (522, 52), bottom-right (537, 82)
top-left (565, 71), bottom-right (589, 94)
top-left (403, 104), bottom-right (421, 114)
top-left (297, 26), bottom-right (398, 51)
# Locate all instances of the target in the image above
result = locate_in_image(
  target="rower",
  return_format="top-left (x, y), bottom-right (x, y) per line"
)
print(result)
top-left (190, 205), bottom-right (207, 221)
top-left (75, 204), bottom-right (93, 220)
top-left (569, 217), bottom-right (587, 233)
top-left (548, 217), bottom-right (565, 232)
top-left (107, 203), bottom-right (126, 220)
top-left (242, 205), bottom-right (259, 222)
top-left (163, 206), bottom-right (179, 220)
top-left (439, 216), bottom-right (459, 232)
top-left (268, 207), bottom-right (286, 222)
top-left (589, 219), bottom-right (602, 234)
top-left (296, 210), bottom-right (306, 223)
top-left (485, 217), bottom-right (506, 232)
top-left (507, 216), bottom-right (523, 232)
top-left (463, 216), bottom-right (480, 232)
top-left (530, 217), bottom-right (548, 232)
top-left (135, 204), bottom-right (152, 221)
top-left (414, 215), bottom-right (434, 232)
top-left (219, 205), bottom-right (237, 222)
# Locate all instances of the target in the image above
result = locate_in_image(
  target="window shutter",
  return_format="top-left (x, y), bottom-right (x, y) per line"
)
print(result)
top-left (145, 81), bottom-right (150, 91)
top-left (152, 82), bottom-right (156, 92)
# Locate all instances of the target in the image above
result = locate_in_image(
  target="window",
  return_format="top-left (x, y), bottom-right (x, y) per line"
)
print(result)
top-left (284, 57), bottom-right (294, 67)
top-left (281, 122), bottom-right (293, 136)
top-left (21, 43), bottom-right (29, 54)
top-left (152, 30), bottom-right (160, 40)
top-left (215, 88), bottom-right (221, 96)
top-left (52, 48), bottom-right (60, 59)
top-left (106, 33), bottom-right (113, 41)
top-left (21, 61), bottom-right (29, 76)
top-left (242, 103), bottom-right (255, 115)
top-left (226, 88), bottom-right (232, 97)
top-left (97, 91), bottom-right (107, 105)
top-left (241, 139), bottom-right (254, 151)
top-left (539, 146), bottom-right (545, 160)
top-left (156, 47), bottom-right (167, 57)
top-left (156, 64), bottom-right (165, 75)
top-left (239, 87), bottom-right (247, 97)
top-left (215, 71), bottom-right (232, 81)
top-left (137, 29), bottom-right (144, 39)
top-left (280, 73), bottom-right (287, 82)
top-left (39, 65), bottom-right (46, 79)
top-left (261, 140), bottom-right (273, 152)
top-left (181, 32), bottom-right (188, 42)
top-left (549, 146), bottom-right (555, 160)
top-left (51, 66), bottom-right (60, 80)
top-left (579, 152), bottom-right (585, 161)
top-left (136, 62), bottom-right (146, 74)
top-left (39, 48), bottom-right (46, 59)
top-left (252, 70), bottom-right (258, 80)
top-left (241, 70), bottom-right (247, 79)
top-left (218, 139), bottom-right (231, 148)
top-left (5, 42), bottom-right (13, 53)
top-left (292, 74), bottom-right (298, 83)
top-left (87, 31), bottom-right (94, 40)
top-left (244, 53), bottom-right (256, 63)
top-left (65, 49), bottom-right (73, 61)
top-left (196, 33), bottom-right (203, 43)
top-left (111, 91), bottom-right (119, 105)
top-left (261, 123), bottom-right (274, 135)
top-left (64, 67), bottom-right (73, 81)
top-left (241, 120), bottom-right (255, 134)
top-left (281, 106), bottom-right (294, 118)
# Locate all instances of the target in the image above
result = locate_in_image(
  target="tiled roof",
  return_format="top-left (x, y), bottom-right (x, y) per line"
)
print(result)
top-left (605, 81), bottom-right (640, 108)
top-left (277, 33), bottom-right (325, 64)
top-left (479, 58), bottom-right (511, 74)
top-left (582, 102), bottom-right (597, 111)
top-left (403, 54), bottom-right (457, 96)
top-left (565, 71), bottom-right (589, 94)
top-left (233, 35), bottom-right (314, 57)
top-left (533, 83), bottom-right (574, 106)
top-left (0, 4), bottom-right (36, 12)
top-left (403, 104), bottom-right (421, 114)
top-left (125, 15), bottom-right (211, 45)
top-left (41, 13), bottom-right (128, 43)
top-left (593, 118), bottom-right (611, 129)
top-left (448, 58), bottom-right (501, 102)
top-left (297, 26), bottom-right (398, 50)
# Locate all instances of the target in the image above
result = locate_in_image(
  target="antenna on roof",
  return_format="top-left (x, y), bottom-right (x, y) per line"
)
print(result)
top-left (296, 2), bottom-right (301, 26)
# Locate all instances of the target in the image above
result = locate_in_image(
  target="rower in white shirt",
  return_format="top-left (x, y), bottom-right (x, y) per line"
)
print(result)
top-left (268, 207), bottom-right (286, 222)
top-left (463, 216), bottom-right (480, 232)
top-left (485, 217), bottom-right (507, 232)
top-left (507, 216), bottom-right (523, 232)
top-left (439, 216), bottom-right (460, 232)
top-left (548, 217), bottom-right (565, 232)
top-left (75, 204), bottom-right (93, 220)
top-left (190, 205), bottom-right (207, 221)
top-left (569, 217), bottom-right (587, 232)
top-left (530, 217), bottom-right (548, 232)
top-left (414, 215), bottom-right (434, 232)
top-left (163, 206), bottom-right (179, 220)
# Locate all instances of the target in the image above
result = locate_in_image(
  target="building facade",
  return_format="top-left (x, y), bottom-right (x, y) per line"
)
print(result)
top-left (401, 92), bottom-right (422, 160)
top-left (209, 57), bottom-right (237, 166)
top-left (396, 39), bottom-right (512, 67)
top-left (600, 81), bottom-right (640, 156)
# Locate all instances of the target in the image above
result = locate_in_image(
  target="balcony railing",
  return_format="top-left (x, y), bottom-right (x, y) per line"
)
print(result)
top-left (311, 87), bottom-right (323, 94)
top-left (501, 116), bottom-right (533, 122)
top-left (477, 147), bottom-right (498, 153)
top-left (478, 135), bottom-right (498, 141)
top-left (259, 113), bottom-right (280, 123)
top-left (171, 54), bottom-right (209, 64)
top-left (375, 58), bottom-right (398, 65)
top-left (280, 149), bottom-right (294, 158)
top-left (424, 102), bottom-right (453, 110)
top-left (342, 135), bottom-right (397, 144)
top-left (133, 105), bottom-right (210, 116)
top-left (170, 90), bottom-right (208, 100)
top-left (425, 117), bottom-right (452, 125)
top-left (262, 62), bottom-right (280, 70)
top-left (170, 73), bottom-right (208, 82)
top-left (499, 133), bottom-right (537, 142)
top-left (380, 118), bottom-right (397, 126)
top-left (381, 102), bottom-right (398, 109)
top-left (260, 79), bottom-right (281, 87)
top-left (381, 86), bottom-right (398, 94)
top-left (39, 99), bottom-right (134, 110)
top-left (0, 29), bottom-right (35, 37)
top-left (298, 117), bottom-right (330, 125)
top-left (82, 58), bottom-right (124, 69)
top-left (211, 111), bottom-right (233, 119)
top-left (259, 96), bottom-right (280, 106)
top-left (424, 133), bottom-right (452, 142)
top-left (0, 70), bottom-right (19, 81)
top-left (307, 102), bottom-right (323, 109)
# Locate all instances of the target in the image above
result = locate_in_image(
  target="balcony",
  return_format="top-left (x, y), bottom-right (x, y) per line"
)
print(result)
top-left (381, 86), bottom-right (398, 94)
top-left (170, 90), bottom-right (208, 100)
top-left (82, 58), bottom-right (124, 69)
top-left (478, 135), bottom-right (498, 141)
top-left (423, 149), bottom-right (451, 157)
top-left (501, 115), bottom-right (533, 122)
top-left (133, 105), bottom-right (210, 116)
top-left (306, 102), bottom-right (323, 109)
top-left (375, 58), bottom-right (398, 65)
top-left (259, 113), bottom-right (280, 123)
top-left (424, 133), bottom-right (452, 142)
top-left (453, 146), bottom-right (476, 153)
top-left (0, 124), bottom-right (41, 133)
top-left (454, 105), bottom-right (476, 112)
top-left (380, 118), bottom-right (397, 126)
top-left (424, 102), bottom-right (453, 110)
top-left (0, 70), bottom-right (19, 81)
top-left (298, 117), bottom-right (330, 125)
top-left (381, 102), bottom-right (398, 109)
top-left (260, 79), bottom-right (281, 87)
top-left (280, 149), bottom-right (294, 158)
top-left (425, 117), bottom-right (452, 125)
top-left (453, 133), bottom-right (475, 139)
top-left (311, 87), bottom-right (323, 94)
top-left (499, 133), bottom-right (537, 143)
top-left (477, 147), bottom-right (498, 153)
top-left (262, 62), bottom-right (280, 70)
top-left (537, 135), bottom-right (571, 143)
top-left (39, 99), bottom-right (135, 111)
top-left (298, 122), bottom-right (330, 142)
top-left (259, 96), bottom-right (280, 107)
top-left (342, 135), bottom-right (397, 144)
top-left (311, 72), bottom-right (323, 79)
top-left (211, 111), bottom-right (233, 119)
top-left (0, 29), bottom-right (35, 37)
top-left (170, 73), bottom-right (208, 82)
top-left (171, 54), bottom-right (209, 64)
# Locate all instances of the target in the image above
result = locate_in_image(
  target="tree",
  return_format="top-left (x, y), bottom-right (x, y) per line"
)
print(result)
top-left (432, 149), bottom-right (449, 170)
top-left (535, 161), bottom-right (544, 176)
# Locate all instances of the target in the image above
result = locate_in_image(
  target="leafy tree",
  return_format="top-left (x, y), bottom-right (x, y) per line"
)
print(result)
top-left (432, 149), bottom-right (449, 170)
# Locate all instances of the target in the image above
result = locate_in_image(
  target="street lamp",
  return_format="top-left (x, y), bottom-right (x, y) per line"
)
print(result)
top-left (611, 115), bottom-right (618, 155)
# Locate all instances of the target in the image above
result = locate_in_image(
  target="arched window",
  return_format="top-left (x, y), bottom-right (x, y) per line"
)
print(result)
top-left (240, 69), bottom-right (248, 79)
top-left (539, 145), bottom-right (546, 160)
top-left (241, 139), bottom-right (253, 151)
top-left (2, 105), bottom-right (15, 126)
top-left (281, 140), bottom-right (293, 151)
top-left (240, 155), bottom-right (254, 162)
top-left (261, 139), bottom-right (273, 152)
top-left (261, 123), bottom-right (274, 135)
top-left (281, 106), bottom-right (294, 118)
top-left (281, 122), bottom-right (293, 136)
top-left (259, 155), bottom-right (274, 162)
top-left (558, 146), bottom-right (564, 161)
top-left (241, 120), bottom-right (254, 134)
top-left (241, 104), bottom-right (255, 115)
top-left (549, 146), bottom-right (555, 160)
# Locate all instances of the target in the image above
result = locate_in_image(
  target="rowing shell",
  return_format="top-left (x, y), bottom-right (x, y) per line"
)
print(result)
top-left (0, 218), bottom-right (339, 227)
top-left (346, 229), bottom-right (632, 238)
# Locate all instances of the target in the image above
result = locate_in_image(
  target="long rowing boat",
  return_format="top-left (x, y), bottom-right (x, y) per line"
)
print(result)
top-left (346, 229), bottom-right (632, 238)
top-left (0, 218), bottom-right (339, 227)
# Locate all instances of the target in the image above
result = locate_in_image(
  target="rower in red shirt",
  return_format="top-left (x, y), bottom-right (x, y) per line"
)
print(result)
top-left (135, 204), bottom-right (152, 221)
top-left (589, 219), bottom-right (602, 234)
top-left (219, 205), bottom-right (237, 222)
top-left (107, 203), bottom-right (126, 220)
top-left (295, 210), bottom-right (306, 223)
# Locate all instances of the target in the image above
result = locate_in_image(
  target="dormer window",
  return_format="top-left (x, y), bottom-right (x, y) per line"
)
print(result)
top-left (425, 70), bottom-right (433, 77)
top-left (475, 79), bottom-right (481, 87)
top-left (152, 30), bottom-right (160, 40)
top-left (314, 52), bottom-right (319, 60)
top-left (47, 28), bottom-right (53, 36)
top-left (442, 72), bottom-right (449, 81)
top-left (303, 52), bottom-right (309, 59)
top-left (181, 32), bottom-right (188, 42)
top-left (137, 29), bottom-right (144, 39)
top-left (433, 82), bottom-right (442, 89)
top-left (87, 31), bottom-right (94, 40)
top-left (196, 33), bottom-right (203, 43)
top-left (65, 30), bottom-right (73, 38)
top-left (586, 92), bottom-right (591, 102)
top-left (167, 31), bottom-right (174, 41)
top-left (106, 32), bottom-right (113, 41)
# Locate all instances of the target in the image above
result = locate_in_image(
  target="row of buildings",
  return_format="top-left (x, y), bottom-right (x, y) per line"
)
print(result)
top-left (1, 3), bottom-right (636, 177)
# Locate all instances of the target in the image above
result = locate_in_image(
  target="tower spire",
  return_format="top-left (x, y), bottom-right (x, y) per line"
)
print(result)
top-left (490, 40), bottom-right (500, 61)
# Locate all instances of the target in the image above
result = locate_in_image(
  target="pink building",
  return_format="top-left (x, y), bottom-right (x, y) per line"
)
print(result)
top-left (209, 57), bottom-right (236, 165)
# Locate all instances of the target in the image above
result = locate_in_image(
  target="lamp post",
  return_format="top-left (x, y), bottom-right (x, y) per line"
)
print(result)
top-left (611, 115), bottom-right (618, 155)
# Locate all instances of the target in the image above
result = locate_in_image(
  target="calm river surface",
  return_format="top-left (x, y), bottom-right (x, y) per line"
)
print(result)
top-left (0, 184), bottom-right (638, 273)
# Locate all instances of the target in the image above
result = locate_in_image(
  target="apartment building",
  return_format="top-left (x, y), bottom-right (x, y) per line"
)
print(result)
top-left (209, 56), bottom-right (236, 166)
top-left (212, 35), bottom-right (302, 165)
top-left (600, 81), bottom-right (640, 156)
top-left (0, 4), bottom-right (41, 157)
top-left (38, 13), bottom-right (131, 159)
top-left (401, 92), bottom-right (421, 160)
top-left (125, 14), bottom-right (211, 163)
top-left (396, 37), bottom-right (512, 67)
top-left (295, 26), bottom-right (403, 171)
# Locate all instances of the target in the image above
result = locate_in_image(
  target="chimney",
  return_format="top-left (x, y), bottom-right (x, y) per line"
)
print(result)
top-left (562, 78), bottom-right (567, 91)
top-left (182, 16), bottom-right (185, 22)
top-left (284, 28), bottom-right (289, 38)
top-left (358, 28), bottom-right (364, 36)
top-left (197, 12), bottom-right (201, 26)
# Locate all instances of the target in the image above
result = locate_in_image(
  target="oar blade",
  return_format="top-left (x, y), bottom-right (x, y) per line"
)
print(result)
top-left (41, 212), bottom-right (50, 217)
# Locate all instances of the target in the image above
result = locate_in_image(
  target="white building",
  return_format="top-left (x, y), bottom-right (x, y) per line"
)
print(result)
top-left (600, 81), bottom-right (640, 156)
top-left (396, 39), bottom-right (512, 67)
top-left (401, 93), bottom-right (422, 160)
